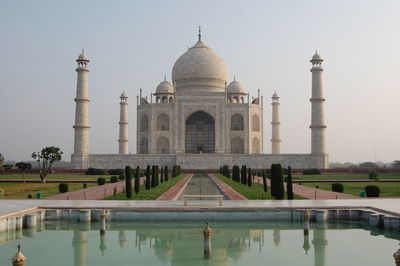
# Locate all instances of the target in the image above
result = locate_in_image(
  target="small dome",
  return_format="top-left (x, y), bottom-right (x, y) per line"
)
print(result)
top-left (227, 77), bottom-right (245, 94)
top-left (172, 39), bottom-right (228, 87)
top-left (311, 52), bottom-right (323, 61)
top-left (77, 50), bottom-right (89, 62)
top-left (156, 78), bottom-right (174, 94)
top-left (120, 91), bottom-right (128, 98)
top-left (272, 91), bottom-right (279, 98)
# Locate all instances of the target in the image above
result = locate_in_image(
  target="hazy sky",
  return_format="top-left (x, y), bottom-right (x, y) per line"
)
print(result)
top-left (1, 0), bottom-right (399, 163)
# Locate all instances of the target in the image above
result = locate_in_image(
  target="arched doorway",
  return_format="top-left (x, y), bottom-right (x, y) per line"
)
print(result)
top-left (185, 111), bottom-right (215, 153)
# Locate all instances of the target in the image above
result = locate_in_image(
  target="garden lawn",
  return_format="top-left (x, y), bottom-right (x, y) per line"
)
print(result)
top-left (0, 182), bottom-right (96, 199)
top-left (0, 174), bottom-right (110, 181)
top-left (293, 173), bottom-right (400, 181)
top-left (215, 174), bottom-right (303, 200)
top-left (302, 182), bottom-right (400, 197)
top-left (105, 174), bottom-right (186, 200)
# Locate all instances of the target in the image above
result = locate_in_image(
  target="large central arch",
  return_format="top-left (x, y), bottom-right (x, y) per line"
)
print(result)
top-left (185, 111), bottom-right (215, 153)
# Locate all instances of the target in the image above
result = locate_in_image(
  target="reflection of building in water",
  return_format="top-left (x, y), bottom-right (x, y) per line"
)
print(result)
top-left (118, 230), bottom-right (126, 248)
top-left (303, 233), bottom-right (311, 254)
top-left (99, 233), bottom-right (107, 256)
top-left (273, 229), bottom-right (281, 247)
top-left (72, 230), bottom-right (87, 266)
top-left (133, 227), bottom-right (264, 266)
top-left (313, 227), bottom-right (328, 266)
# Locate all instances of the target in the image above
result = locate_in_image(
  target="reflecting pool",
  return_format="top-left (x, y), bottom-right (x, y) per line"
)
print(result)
top-left (0, 221), bottom-right (398, 266)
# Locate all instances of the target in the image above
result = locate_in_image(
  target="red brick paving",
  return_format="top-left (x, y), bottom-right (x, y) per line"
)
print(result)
top-left (253, 176), bottom-right (357, 200)
top-left (208, 174), bottom-right (247, 200)
top-left (156, 174), bottom-right (193, 200)
top-left (46, 177), bottom-right (145, 200)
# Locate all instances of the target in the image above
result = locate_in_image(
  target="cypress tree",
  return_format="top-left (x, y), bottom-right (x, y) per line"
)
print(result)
top-left (270, 164), bottom-right (278, 198)
top-left (172, 166), bottom-right (176, 178)
top-left (160, 167), bottom-right (164, 183)
top-left (134, 166), bottom-right (140, 194)
top-left (232, 165), bottom-right (240, 182)
top-left (241, 165), bottom-right (247, 185)
top-left (271, 164), bottom-right (284, 200)
top-left (247, 168), bottom-right (252, 187)
top-left (262, 170), bottom-right (268, 192)
top-left (125, 165), bottom-right (132, 198)
top-left (164, 166), bottom-right (169, 181)
top-left (151, 165), bottom-right (156, 188)
top-left (287, 166), bottom-right (294, 200)
top-left (155, 166), bottom-right (159, 186)
top-left (145, 165), bottom-right (151, 190)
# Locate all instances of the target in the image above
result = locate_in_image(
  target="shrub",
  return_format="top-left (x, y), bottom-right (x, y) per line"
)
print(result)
top-left (365, 185), bottom-right (380, 197)
top-left (97, 177), bottom-right (106, 185)
top-left (241, 165), bottom-right (247, 185)
top-left (125, 166), bottom-right (132, 198)
top-left (108, 169), bottom-right (124, 175)
top-left (83, 183), bottom-right (87, 189)
top-left (110, 176), bottom-right (119, 183)
top-left (27, 194), bottom-right (33, 199)
top-left (0, 188), bottom-right (4, 198)
top-left (145, 165), bottom-right (151, 190)
top-left (58, 183), bottom-right (69, 193)
top-left (302, 168), bottom-right (321, 175)
top-left (331, 183), bottom-right (344, 193)
top-left (286, 166), bottom-right (294, 200)
top-left (271, 163), bottom-right (284, 199)
top-left (118, 174), bottom-right (125, 181)
top-left (85, 167), bottom-right (105, 175)
top-left (368, 170), bottom-right (378, 180)
top-left (134, 166), bottom-right (140, 194)
top-left (232, 166), bottom-right (240, 182)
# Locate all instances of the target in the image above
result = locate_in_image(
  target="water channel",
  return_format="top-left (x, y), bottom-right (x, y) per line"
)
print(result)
top-left (177, 172), bottom-right (225, 200)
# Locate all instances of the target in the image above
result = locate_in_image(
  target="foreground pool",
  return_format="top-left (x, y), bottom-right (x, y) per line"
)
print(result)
top-left (0, 221), bottom-right (398, 266)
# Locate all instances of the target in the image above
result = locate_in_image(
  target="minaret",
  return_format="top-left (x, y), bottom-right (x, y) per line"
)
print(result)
top-left (310, 51), bottom-right (327, 155)
top-left (118, 91), bottom-right (129, 154)
top-left (71, 50), bottom-right (90, 169)
top-left (271, 91), bottom-right (281, 154)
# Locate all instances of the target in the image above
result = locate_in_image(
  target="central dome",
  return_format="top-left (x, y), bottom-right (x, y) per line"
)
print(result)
top-left (172, 37), bottom-right (228, 91)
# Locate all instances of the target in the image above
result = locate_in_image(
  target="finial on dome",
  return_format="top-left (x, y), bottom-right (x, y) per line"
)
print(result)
top-left (198, 26), bottom-right (202, 41)
top-left (164, 74), bottom-right (167, 81)
top-left (234, 75), bottom-right (236, 81)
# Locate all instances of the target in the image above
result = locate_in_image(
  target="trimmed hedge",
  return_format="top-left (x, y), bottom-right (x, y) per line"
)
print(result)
top-left (331, 183), bottom-right (344, 193)
top-left (97, 177), bottom-right (106, 185)
top-left (302, 168), bottom-right (321, 175)
top-left (110, 176), bottom-right (119, 183)
top-left (108, 169), bottom-right (124, 175)
top-left (58, 183), bottom-right (69, 193)
top-left (85, 167), bottom-right (105, 175)
top-left (365, 185), bottom-right (380, 197)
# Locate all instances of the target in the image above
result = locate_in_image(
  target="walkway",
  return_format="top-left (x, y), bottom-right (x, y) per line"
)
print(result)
top-left (253, 176), bottom-right (357, 200)
top-left (47, 178), bottom-right (145, 200)
top-left (156, 174), bottom-right (193, 200)
top-left (208, 174), bottom-right (247, 200)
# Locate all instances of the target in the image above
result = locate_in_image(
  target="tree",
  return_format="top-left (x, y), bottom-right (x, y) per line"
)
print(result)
top-left (247, 168), bottom-right (252, 187)
top-left (164, 166), bottom-right (169, 182)
top-left (391, 161), bottom-right (400, 168)
top-left (241, 165), bottom-right (247, 185)
top-left (151, 166), bottom-right (156, 188)
top-left (134, 166), bottom-right (140, 194)
top-left (160, 167), bottom-right (164, 183)
top-left (262, 170), bottom-right (268, 192)
top-left (359, 162), bottom-right (377, 168)
top-left (125, 166), bottom-right (133, 198)
top-left (15, 162), bottom-right (32, 183)
top-left (232, 165), bottom-right (240, 182)
top-left (0, 153), bottom-right (4, 171)
top-left (32, 146), bottom-right (63, 183)
top-left (145, 165), bottom-right (151, 190)
top-left (3, 164), bottom-right (13, 173)
top-left (286, 166), bottom-right (294, 200)
top-left (271, 164), bottom-right (284, 200)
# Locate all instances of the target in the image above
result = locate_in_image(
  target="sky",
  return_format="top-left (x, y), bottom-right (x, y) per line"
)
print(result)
top-left (0, 0), bottom-right (399, 163)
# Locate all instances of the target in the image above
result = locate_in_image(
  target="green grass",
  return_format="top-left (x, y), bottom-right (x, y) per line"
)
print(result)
top-left (302, 182), bottom-right (400, 197)
top-left (0, 182), bottom-right (96, 199)
top-left (105, 174), bottom-right (186, 200)
top-left (215, 174), bottom-right (303, 200)
top-left (293, 173), bottom-right (400, 180)
top-left (0, 173), bottom-right (111, 181)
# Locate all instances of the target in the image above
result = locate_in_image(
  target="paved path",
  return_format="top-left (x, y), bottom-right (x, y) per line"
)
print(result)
top-left (208, 174), bottom-right (247, 200)
top-left (0, 179), bottom-right (99, 183)
top-left (253, 176), bottom-right (357, 200)
top-left (47, 178), bottom-right (145, 200)
top-left (156, 174), bottom-right (193, 200)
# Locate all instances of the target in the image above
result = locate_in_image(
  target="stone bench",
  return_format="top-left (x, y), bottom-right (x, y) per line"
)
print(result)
top-left (183, 195), bottom-right (224, 206)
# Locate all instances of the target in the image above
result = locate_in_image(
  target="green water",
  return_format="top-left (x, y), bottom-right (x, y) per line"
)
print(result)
top-left (0, 221), bottom-right (398, 266)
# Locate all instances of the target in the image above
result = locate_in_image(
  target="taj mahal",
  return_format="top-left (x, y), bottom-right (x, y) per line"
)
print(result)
top-left (71, 29), bottom-right (328, 169)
